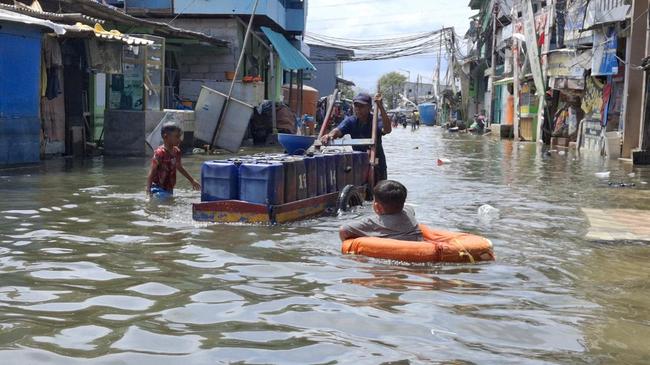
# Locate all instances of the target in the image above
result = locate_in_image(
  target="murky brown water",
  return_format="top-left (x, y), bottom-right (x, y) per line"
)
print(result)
top-left (1, 127), bottom-right (649, 364)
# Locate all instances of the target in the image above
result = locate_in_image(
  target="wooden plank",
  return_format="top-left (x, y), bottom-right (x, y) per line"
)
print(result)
top-left (583, 208), bottom-right (650, 242)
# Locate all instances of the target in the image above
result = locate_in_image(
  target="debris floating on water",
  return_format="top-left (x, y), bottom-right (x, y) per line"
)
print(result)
top-left (478, 204), bottom-right (500, 222)
top-left (594, 171), bottom-right (610, 179)
top-left (437, 158), bottom-right (451, 166)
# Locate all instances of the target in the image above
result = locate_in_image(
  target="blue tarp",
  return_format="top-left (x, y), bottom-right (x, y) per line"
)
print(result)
top-left (261, 26), bottom-right (315, 71)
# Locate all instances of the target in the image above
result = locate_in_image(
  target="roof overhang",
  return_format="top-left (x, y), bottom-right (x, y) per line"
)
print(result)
top-left (262, 26), bottom-right (315, 71)
top-left (42, 0), bottom-right (228, 47)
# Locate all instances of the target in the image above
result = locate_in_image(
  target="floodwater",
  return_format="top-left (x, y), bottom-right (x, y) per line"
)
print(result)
top-left (1, 127), bottom-right (649, 364)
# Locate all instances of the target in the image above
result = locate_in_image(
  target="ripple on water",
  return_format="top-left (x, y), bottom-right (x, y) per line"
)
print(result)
top-left (32, 325), bottom-right (112, 351)
top-left (126, 282), bottom-right (179, 296)
top-left (0, 286), bottom-right (70, 303)
top-left (30, 261), bottom-right (128, 281)
top-left (21, 295), bottom-right (154, 312)
top-left (189, 290), bottom-right (244, 303)
top-left (111, 326), bottom-right (203, 355)
top-left (106, 235), bottom-right (150, 244)
top-left (2, 210), bottom-right (39, 215)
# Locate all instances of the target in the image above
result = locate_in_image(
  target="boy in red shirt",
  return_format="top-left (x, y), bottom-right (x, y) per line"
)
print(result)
top-left (146, 123), bottom-right (200, 198)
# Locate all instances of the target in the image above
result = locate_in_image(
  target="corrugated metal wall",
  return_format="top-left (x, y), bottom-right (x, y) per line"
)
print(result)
top-left (0, 22), bottom-right (42, 165)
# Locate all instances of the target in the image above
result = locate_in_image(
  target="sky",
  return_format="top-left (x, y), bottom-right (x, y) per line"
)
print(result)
top-left (306, 0), bottom-right (477, 92)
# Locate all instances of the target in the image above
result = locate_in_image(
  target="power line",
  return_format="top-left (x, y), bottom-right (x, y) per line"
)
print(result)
top-left (309, 0), bottom-right (392, 9)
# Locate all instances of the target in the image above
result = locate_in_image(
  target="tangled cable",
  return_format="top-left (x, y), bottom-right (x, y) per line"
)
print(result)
top-left (305, 27), bottom-right (465, 62)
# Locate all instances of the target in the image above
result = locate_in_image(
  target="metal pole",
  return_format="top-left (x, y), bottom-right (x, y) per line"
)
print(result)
top-left (210, 0), bottom-right (260, 150)
top-left (513, 37), bottom-right (520, 141)
top-left (298, 70), bottom-right (303, 118)
top-left (288, 70), bottom-right (294, 112)
top-left (488, 1), bottom-right (498, 124)
top-left (269, 45), bottom-right (277, 133)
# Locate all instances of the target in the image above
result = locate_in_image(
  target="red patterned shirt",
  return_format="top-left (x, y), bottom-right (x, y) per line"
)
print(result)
top-left (151, 146), bottom-right (181, 192)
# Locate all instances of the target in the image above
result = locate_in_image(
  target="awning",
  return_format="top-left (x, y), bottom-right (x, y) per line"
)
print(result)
top-left (0, 8), bottom-right (66, 34)
top-left (261, 26), bottom-right (316, 71)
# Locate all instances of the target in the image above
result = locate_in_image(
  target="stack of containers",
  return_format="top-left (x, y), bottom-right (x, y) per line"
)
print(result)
top-left (200, 150), bottom-right (362, 206)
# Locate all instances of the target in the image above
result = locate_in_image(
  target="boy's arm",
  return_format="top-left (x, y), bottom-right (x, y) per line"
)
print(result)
top-left (146, 161), bottom-right (157, 196)
top-left (177, 160), bottom-right (201, 190)
top-left (338, 218), bottom-right (374, 242)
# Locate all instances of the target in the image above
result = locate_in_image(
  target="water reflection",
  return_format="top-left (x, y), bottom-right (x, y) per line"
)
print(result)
top-left (0, 127), bottom-right (648, 363)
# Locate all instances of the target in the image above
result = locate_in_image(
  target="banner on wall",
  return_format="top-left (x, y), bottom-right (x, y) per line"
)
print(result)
top-left (592, 27), bottom-right (619, 76)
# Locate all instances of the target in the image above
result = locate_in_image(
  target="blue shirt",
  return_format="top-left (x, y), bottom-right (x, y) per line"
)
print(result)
top-left (336, 114), bottom-right (386, 168)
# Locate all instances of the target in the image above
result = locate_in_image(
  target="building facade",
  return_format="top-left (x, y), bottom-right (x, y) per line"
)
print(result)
top-left (465, 0), bottom-right (650, 163)
top-left (306, 44), bottom-right (354, 96)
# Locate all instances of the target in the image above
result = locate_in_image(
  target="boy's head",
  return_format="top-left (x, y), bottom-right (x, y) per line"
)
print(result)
top-left (373, 180), bottom-right (407, 215)
top-left (161, 122), bottom-right (182, 146)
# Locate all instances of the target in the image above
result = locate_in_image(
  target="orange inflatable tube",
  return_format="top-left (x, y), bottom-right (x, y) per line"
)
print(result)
top-left (341, 225), bottom-right (495, 263)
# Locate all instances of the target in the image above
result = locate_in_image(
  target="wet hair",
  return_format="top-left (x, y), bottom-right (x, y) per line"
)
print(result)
top-left (373, 180), bottom-right (407, 214)
top-left (161, 122), bottom-right (181, 138)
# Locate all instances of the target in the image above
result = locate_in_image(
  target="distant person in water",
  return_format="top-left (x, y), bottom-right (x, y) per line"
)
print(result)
top-left (146, 122), bottom-right (200, 198)
top-left (339, 180), bottom-right (422, 241)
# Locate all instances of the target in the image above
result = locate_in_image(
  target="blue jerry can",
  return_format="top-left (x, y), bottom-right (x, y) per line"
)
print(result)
top-left (314, 154), bottom-right (328, 196)
top-left (351, 151), bottom-right (370, 186)
top-left (201, 160), bottom-right (240, 202)
top-left (302, 155), bottom-right (318, 198)
top-left (239, 162), bottom-right (285, 205)
top-left (324, 154), bottom-right (338, 193)
top-left (331, 153), bottom-right (353, 191)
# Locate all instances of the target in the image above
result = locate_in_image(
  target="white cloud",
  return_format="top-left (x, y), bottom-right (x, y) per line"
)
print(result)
top-left (306, 0), bottom-right (476, 90)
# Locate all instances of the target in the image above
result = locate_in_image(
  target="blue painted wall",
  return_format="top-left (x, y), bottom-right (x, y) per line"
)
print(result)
top-left (126, 0), bottom-right (171, 13)
top-left (305, 44), bottom-right (352, 96)
top-left (0, 22), bottom-right (43, 166)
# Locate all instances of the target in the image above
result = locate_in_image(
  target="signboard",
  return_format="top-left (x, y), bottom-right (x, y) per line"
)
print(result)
top-left (584, 0), bottom-right (631, 28)
top-left (547, 49), bottom-right (591, 78)
top-left (522, 1), bottom-right (545, 96)
top-left (565, 0), bottom-right (593, 45)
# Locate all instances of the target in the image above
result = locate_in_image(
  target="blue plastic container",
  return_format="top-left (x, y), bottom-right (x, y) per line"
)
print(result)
top-left (314, 154), bottom-right (328, 196)
top-left (201, 160), bottom-right (240, 202)
top-left (351, 151), bottom-right (370, 186)
top-left (265, 156), bottom-right (307, 203)
top-left (324, 154), bottom-right (338, 193)
top-left (302, 155), bottom-right (318, 198)
top-left (239, 162), bottom-right (285, 205)
top-left (331, 153), bottom-right (353, 191)
top-left (418, 103), bottom-right (437, 126)
top-left (278, 133), bottom-right (316, 155)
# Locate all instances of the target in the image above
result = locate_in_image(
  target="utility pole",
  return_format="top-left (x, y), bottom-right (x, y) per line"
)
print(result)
top-left (435, 40), bottom-right (442, 104)
top-left (488, 0), bottom-right (498, 125)
top-left (622, 0), bottom-right (649, 158)
top-left (513, 22), bottom-right (520, 140)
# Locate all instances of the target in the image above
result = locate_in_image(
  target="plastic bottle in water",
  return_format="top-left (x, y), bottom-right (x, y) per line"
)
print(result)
top-left (478, 204), bottom-right (500, 221)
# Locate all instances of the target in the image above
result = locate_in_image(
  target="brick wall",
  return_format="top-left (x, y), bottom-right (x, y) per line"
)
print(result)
top-left (168, 18), bottom-right (242, 81)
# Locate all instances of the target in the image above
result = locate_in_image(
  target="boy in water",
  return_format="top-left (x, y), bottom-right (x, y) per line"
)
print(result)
top-left (339, 180), bottom-right (422, 241)
top-left (146, 122), bottom-right (200, 197)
